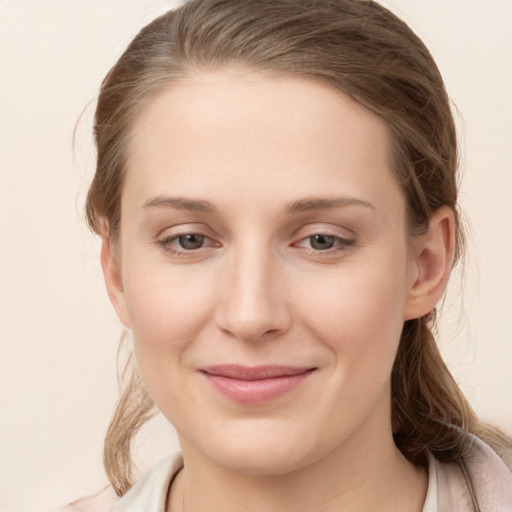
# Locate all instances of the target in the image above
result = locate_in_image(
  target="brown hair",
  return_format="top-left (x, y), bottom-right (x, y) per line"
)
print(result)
top-left (86, 0), bottom-right (512, 501)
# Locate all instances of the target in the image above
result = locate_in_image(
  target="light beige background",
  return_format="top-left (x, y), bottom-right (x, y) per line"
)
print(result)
top-left (0, 1), bottom-right (511, 510)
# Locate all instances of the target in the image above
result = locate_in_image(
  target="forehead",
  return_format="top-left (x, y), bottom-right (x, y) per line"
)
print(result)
top-left (128, 68), bottom-right (391, 159)
top-left (123, 69), bottom-right (402, 217)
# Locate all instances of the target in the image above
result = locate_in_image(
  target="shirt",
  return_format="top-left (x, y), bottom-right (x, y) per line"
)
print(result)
top-left (62, 435), bottom-right (512, 511)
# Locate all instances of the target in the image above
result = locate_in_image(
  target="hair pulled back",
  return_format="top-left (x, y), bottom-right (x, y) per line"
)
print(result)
top-left (86, 0), bottom-right (512, 498)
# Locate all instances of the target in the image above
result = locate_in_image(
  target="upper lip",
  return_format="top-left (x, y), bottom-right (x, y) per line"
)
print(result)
top-left (200, 365), bottom-right (315, 380)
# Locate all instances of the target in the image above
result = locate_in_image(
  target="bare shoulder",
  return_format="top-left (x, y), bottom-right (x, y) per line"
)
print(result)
top-left (52, 486), bottom-right (120, 512)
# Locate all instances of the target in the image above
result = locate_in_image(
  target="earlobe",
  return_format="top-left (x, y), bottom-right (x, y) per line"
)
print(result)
top-left (101, 238), bottom-right (132, 329)
top-left (404, 206), bottom-right (456, 320)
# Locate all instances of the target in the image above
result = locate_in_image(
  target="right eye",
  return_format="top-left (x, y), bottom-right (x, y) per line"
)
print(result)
top-left (174, 233), bottom-right (206, 250)
top-left (157, 232), bottom-right (219, 255)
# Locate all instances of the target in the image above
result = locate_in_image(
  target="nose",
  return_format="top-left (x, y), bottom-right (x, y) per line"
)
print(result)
top-left (214, 244), bottom-right (292, 342)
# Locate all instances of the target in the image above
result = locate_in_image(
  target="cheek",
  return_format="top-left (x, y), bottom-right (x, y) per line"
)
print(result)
top-left (123, 265), bottom-right (219, 420)
top-left (302, 258), bottom-right (406, 324)
top-left (296, 260), bottom-right (408, 380)
top-left (122, 263), bottom-right (215, 368)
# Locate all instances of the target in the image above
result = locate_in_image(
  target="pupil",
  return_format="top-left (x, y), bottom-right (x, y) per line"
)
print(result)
top-left (311, 234), bottom-right (335, 250)
top-left (179, 234), bottom-right (204, 250)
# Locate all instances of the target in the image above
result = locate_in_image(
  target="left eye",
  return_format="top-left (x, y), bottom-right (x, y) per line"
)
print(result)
top-left (296, 234), bottom-right (353, 251)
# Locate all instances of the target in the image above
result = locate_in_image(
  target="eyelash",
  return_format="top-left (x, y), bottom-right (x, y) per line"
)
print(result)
top-left (156, 231), bottom-right (355, 257)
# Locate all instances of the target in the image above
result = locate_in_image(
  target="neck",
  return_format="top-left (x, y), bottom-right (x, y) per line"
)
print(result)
top-left (169, 418), bottom-right (427, 512)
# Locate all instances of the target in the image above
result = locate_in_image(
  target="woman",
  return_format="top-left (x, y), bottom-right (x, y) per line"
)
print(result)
top-left (65, 0), bottom-right (512, 510)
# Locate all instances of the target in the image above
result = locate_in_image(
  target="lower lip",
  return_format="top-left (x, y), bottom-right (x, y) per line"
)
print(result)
top-left (202, 370), bottom-right (315, 405)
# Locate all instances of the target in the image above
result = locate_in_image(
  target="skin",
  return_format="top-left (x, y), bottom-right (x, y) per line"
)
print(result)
top-left (102, 69), bottom-right (455, 511)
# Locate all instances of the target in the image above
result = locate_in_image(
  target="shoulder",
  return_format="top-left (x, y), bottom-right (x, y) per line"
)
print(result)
top-left (50, 452), bottom-right (183, 512)
top-left (109, 452), bottom-right (183, 511)
top-left (50, 486), bottom-right (120, 512)
top-left (435, 435), bottom-right (512, 511)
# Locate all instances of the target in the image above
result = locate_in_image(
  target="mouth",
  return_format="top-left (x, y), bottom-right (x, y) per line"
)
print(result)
top-left (199, 365), bottom-right (317, 404)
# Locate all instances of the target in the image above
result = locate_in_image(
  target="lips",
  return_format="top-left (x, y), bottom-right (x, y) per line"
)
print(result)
top-left (200, 365), bottom-right (316, 404)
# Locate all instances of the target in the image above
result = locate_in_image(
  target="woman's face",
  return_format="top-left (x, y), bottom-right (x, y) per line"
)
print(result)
top-left (108, 70), bottom-right (424, 474)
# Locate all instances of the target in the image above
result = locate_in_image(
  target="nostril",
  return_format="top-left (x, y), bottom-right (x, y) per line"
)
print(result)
top-left (218, 313), bottom-right (289, 342)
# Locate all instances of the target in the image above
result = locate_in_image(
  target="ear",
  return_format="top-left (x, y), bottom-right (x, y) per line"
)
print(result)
top-left (403, 206), bottom-right (456, 320)
top-left (101, 238), bottom-right (132, 329)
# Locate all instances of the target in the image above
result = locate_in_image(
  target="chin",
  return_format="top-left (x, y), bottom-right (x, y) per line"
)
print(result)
top-left (215, 444), bottom-right (315, 476)
top-left (185, 417), bottom-right (328, 476)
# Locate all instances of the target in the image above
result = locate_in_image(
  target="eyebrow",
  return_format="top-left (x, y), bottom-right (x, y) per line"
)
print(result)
top-left (142, 195), bottom-right (374, 215)
top-left (283, 197), bottom-right (375, 215)
top-left (143, 196), bottom-right (220, 214)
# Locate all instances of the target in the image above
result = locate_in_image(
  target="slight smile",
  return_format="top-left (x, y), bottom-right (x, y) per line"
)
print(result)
top-left (200, 365), bottom-right (317, 405)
